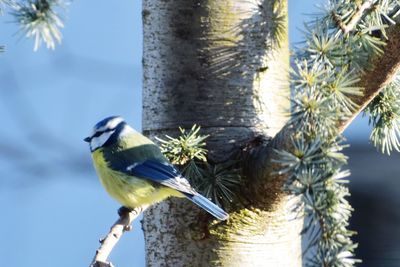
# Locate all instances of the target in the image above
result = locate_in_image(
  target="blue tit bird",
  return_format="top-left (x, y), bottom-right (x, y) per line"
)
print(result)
top-left (84, 116), bottom-right (229, 220)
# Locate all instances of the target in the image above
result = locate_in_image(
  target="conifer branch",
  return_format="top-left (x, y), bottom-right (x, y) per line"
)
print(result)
top-left (271, 1), bottom-right (400, 265)
top-left (339, 24), bottom-right (400, 131)
top-left (11, 0), bottom-right (65, 51)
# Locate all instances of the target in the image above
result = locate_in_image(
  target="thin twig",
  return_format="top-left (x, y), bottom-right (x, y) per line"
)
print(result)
top-left (90, 207), bottom-right (144, 267)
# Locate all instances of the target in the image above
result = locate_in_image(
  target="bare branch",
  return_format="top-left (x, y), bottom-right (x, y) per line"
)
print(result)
top-left (90, 207), bottom-right (144, 267)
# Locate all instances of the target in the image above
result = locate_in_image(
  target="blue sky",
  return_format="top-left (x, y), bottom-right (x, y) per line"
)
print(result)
top-left (0, 1), bottom-right (373, 266)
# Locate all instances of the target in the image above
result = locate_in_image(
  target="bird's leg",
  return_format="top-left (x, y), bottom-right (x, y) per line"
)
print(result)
top-left (117, 206), bottom-right (134, 231)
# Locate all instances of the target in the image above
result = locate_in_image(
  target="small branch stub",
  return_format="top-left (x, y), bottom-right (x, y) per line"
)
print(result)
top-left (90, 207), bottom-right (144, 267)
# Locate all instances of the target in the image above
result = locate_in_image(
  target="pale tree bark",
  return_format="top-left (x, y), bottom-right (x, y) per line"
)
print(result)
top-left (141, 0), bottom-right (302, 266)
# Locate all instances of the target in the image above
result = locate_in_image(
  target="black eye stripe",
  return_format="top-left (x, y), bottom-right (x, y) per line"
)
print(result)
top-left (88, 121), bottom-right (126, 145)
top-left (92, 127), bottom-right (116, 139)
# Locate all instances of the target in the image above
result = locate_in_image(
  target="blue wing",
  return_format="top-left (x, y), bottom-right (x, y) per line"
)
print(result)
top-left (125, 159), bottom-right (197, 195)
top-left (125, 159), bottom-right (229, 220)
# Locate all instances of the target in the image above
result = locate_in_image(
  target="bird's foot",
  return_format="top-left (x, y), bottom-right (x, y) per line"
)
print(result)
top-left (118, 206), bottom-right (133, 217)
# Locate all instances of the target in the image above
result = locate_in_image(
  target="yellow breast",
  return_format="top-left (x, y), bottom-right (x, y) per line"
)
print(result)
top-left (91, 150), bottom-right (182, 209)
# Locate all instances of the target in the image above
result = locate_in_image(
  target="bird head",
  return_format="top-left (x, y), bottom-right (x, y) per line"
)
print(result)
top-left (84, 116), bottom-right (133, 152)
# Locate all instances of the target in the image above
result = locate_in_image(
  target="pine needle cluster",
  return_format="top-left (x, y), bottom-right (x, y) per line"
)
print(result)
top-left (366, 74), bottom-right (400, 154)
top-left (1, 0), bottom-right (65, 51)
top-left (276, 1), bottom-right (400, 266)
top-left (157, 125), bottom-right (241, 208)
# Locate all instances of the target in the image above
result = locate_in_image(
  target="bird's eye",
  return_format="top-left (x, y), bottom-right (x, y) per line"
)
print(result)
top-left (92, 131), bottom-right (104, 138)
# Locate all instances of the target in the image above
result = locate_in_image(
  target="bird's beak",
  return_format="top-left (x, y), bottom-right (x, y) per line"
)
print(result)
top-left (84, 136), bottom-right (91, 142)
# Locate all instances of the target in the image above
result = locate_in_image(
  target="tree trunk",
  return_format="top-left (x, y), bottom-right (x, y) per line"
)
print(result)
top-left (141, 0), bottom-right (302, 266)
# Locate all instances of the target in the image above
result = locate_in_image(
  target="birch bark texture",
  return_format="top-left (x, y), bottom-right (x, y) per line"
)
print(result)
top-left (142, 0), bottom-right (302, 266)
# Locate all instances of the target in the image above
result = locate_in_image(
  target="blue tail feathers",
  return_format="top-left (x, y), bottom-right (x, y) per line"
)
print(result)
top-left (185, 193), bottom-right (229, 220)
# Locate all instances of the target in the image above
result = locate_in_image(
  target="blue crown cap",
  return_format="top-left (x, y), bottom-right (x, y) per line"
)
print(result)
top-left (93, 115), bottom-right (123, 130)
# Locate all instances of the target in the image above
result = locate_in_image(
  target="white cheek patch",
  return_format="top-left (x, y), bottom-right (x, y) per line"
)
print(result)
top-left (90, 130), bottom-right (115, 151)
